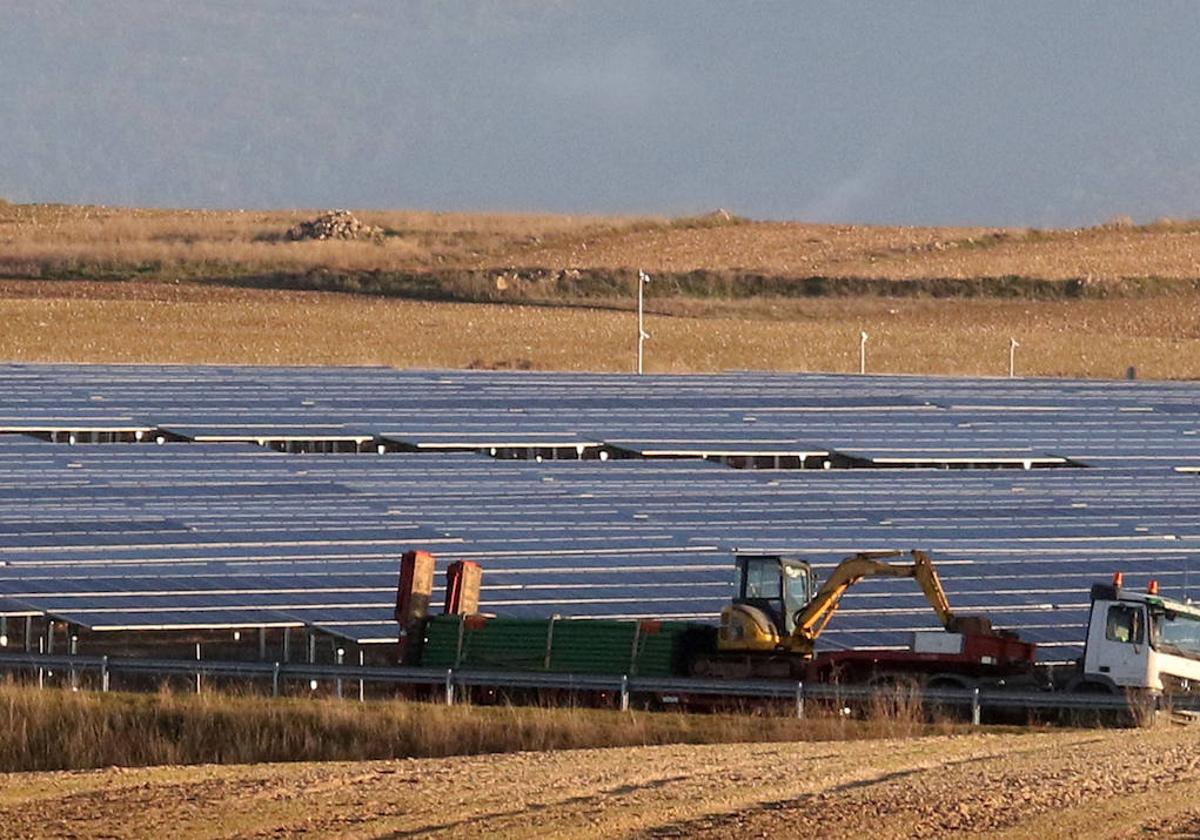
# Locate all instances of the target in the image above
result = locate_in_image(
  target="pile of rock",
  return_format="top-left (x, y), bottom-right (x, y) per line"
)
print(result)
top-left (287, 210), bottom-right (382, 241)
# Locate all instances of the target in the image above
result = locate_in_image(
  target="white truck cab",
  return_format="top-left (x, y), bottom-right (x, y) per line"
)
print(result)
top-left (1082, 574), bottom-right (1200, 694)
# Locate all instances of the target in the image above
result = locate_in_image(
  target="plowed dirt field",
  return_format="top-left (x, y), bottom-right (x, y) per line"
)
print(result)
top-left (3, 727), bottom-right (1198, 839)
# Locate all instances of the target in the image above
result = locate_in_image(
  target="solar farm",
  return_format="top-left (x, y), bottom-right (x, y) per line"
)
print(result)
top-left (2, 363), bottom-right (1199, 665)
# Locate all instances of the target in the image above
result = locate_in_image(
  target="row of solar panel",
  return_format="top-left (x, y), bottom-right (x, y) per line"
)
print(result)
top-left (3, 365), bottom-right (1200, 468)
top-left (2, 432), bottom-right (1198, 657)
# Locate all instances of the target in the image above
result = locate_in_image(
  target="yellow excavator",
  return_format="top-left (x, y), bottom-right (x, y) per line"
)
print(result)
top-left (689, 548), bottom-right (1033, 682)
top-left (717, 549), bottom-right (956, 657)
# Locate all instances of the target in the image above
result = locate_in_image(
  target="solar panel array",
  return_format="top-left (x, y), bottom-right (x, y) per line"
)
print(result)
top-left (2, 364), bottom-right (1199, 660)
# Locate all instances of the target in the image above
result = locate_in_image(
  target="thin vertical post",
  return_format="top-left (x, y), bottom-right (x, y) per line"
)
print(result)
top-left (1009, 338), bottom-right (1019, 378)
top-left (358, 650), bottom-right (365, 703)
top-left (795, 681), bottom-right (805, 719)
top-left (971, 687), bottom-right (981, 726)
top-left (444, 668), bottom-right (455, 706)
top-left (195, 642), bottom-right (202, 695)
top-left (37, 635), bottom-right (44, 689)
top-left (101, 655), bottom-right (110, 692)
top-left (859, 331), bottom-right (869, 375)
top-left (69, 634), bottom-right (78, 691)
top-left (272, 662), bottom-right (281, 697)
top-left (619, 674), bottom-right (630, 712)
top-left (637, 271), bottom-right (650, 374)
top-left (24, 616), bottom-right (32, 652)
top-left (335, 648), bottom-right (345, 699)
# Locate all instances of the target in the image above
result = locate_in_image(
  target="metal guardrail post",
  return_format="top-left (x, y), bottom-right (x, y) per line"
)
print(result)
top-left (358, 650), bottom-right (365, 703)
top-left (101, 655), bottom-right (110, 692)
top-left (69, 635), bottom-right (78, 692)
top-left (335, 648), bottom-right (344, 700)
top-left (195, 643), bottom-right (202, 695)
top-left (444, 668), bottom-right (455, 706)
top-left (543, 616), bottom-right (557, 670)
top-left (972, 687), bottom-right (981, 725)
top-left (454, 617), bottom-right (466, 668)
top-left (620, 674), bottom-right (630, 712)
top-left (272, 662), bottom-right (281, 697)
top-left (795, 681), bottom-right (805, 719)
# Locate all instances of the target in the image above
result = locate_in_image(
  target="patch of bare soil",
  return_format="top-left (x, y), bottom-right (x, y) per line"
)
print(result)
top-left (1, 727), bottom-right (1197, 839)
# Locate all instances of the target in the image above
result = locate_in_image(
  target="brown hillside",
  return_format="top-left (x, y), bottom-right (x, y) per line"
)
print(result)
top-left (489, 218), bottom-right (1200, 281)
top-left (3, 203), bottom-right (1200, 286)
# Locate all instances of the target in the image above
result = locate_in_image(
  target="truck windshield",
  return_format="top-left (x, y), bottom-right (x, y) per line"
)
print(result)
top-left (1152, 608), bottom-right (1200, 659)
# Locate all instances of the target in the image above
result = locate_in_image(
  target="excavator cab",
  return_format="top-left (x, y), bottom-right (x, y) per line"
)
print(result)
top-left (719, 554), bottom-right (814, 651)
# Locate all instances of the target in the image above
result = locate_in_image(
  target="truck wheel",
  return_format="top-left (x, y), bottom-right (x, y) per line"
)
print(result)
top-left (1063, 681), bottom-right (1118, 728)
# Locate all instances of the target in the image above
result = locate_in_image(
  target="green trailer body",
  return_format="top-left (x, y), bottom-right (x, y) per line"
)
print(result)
top-left (419, 615), bottom-right (711, 677)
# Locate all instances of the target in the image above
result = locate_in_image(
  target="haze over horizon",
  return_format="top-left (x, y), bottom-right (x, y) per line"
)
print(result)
top-left (3, 1), bottom-right (1200, 227)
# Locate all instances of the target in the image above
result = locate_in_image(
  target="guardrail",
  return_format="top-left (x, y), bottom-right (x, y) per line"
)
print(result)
top-left (1, 651), bottom-right (1196, 722)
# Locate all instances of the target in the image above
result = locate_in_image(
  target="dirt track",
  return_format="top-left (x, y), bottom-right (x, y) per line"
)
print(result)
top-left (2, 727), bottom-right (1198, 839)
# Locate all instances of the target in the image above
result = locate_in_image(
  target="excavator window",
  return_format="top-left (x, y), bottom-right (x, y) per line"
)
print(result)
top-left (780, 563), bottom-right (811, 634)
top-left (743, 558), bottom-right (782, 600)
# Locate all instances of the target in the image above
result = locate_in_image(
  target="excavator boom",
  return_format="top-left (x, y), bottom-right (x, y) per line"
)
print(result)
top-left (790, 549), bottom-right (954, 651)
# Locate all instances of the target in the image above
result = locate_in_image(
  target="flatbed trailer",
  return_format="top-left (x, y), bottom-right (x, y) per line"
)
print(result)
top-left (397, 551), bottom-right (1200, 713)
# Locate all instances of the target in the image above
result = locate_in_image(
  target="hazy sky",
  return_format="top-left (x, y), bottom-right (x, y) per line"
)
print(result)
top-left (3, 1), bottom-right (1200, 226)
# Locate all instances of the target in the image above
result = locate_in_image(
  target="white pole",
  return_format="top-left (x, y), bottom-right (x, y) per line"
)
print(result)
top-left (637, 271), bottom-right (650, 374)
top-left (859, 331), bottom-right (869, 375)
top-left (336, 647), bottom-right (344, 699)
top-left (1009, 338), bottom-right (1019, 378)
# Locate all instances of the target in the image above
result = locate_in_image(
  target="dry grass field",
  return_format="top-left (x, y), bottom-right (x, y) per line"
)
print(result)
top-left (2, 279), bottom-right (1199, 378)
top-left (2, 202), bottom-right (1200, 377)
